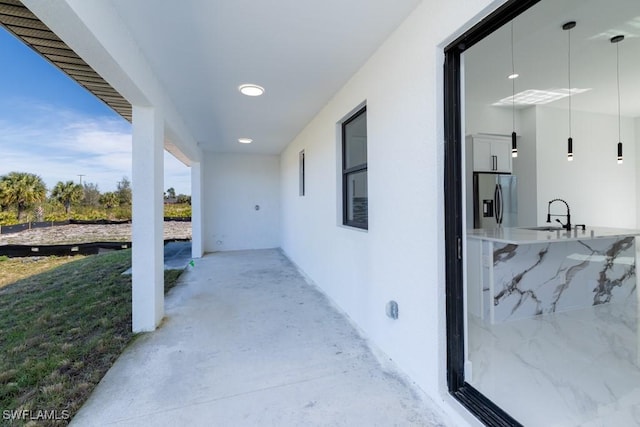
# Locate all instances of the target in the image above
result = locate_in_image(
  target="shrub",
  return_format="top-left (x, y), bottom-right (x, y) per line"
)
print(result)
top-left (0, 210), bottom-right (19, 226)
top-left (0, 202), bottom-right (191, 226)
top-left (164, 203), bottom-right (191, 218)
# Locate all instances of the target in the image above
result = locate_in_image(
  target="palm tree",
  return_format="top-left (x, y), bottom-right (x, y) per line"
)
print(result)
top-left (0, 172), bottom-right (47, 220)
top-left (51, 180), bottom-right (84, 214)
top-left (0, 177), bottom-right (9, 212)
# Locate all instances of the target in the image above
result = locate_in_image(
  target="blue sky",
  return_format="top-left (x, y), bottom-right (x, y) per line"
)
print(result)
top-left (0, 28), bottom-right (191, 195)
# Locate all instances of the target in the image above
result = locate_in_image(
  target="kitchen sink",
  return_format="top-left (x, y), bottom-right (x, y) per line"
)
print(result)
top-left (520, 226), bottom-right (564, 231)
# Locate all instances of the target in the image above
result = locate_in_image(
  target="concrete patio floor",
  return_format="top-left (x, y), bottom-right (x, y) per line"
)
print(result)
top-left (71, 249), bottom-right (448, 426)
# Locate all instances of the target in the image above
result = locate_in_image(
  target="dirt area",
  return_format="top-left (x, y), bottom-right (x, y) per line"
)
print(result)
top-left (0, 221), bottom-right (191, 245)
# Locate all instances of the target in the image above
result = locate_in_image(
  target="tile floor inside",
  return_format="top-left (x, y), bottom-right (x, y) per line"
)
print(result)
top-left (468, 297), bottom-right (640, 426)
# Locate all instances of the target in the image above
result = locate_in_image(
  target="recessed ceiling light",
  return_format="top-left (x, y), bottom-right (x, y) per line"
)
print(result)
top-left (238, 84), bottom-right (264, 96)
top-left (238, 138), bottom-right (253, 144)
top-left (508, 73), bottom-right (519, 79)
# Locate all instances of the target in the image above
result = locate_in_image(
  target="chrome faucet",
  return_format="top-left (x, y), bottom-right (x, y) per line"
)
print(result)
top-left (547, 198), bottom-right (571, 231)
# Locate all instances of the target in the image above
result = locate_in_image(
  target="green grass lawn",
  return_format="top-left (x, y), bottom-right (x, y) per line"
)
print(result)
top-left (0, 256), bottom-right (85, 290)
top-left (0, 250), bottom-right (183, 426)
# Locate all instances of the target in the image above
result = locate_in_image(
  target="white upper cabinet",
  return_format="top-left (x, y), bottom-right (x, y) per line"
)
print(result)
top-left (470, 135), bottom-right (512, 173)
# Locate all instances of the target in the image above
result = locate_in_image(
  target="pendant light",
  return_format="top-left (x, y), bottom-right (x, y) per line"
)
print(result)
top-left (510, 21), bottom-right (518, 158)
top-left (611, 35), bottom-right (624, 164)
top-left (563, 21), bottom-right (576, 161)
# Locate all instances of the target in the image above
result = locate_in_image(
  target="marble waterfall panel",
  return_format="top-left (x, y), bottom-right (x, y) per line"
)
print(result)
top-left (492, 236), bottom-right (636, 322)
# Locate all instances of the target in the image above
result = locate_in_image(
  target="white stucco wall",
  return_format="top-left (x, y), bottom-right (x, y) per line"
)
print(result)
top-left (280, 0), bottom-right (498, 424)
top-left (204, 153), bottom-right (280, 252)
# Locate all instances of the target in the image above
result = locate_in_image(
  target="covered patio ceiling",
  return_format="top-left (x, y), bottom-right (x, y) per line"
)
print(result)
top-left (3, 0), bottom-right (422, 156)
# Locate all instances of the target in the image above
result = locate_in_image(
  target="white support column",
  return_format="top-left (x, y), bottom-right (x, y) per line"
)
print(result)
top-left (191, 161), bottom-right (204, 258)
top-left (132, 105), bottom-right (164, 332)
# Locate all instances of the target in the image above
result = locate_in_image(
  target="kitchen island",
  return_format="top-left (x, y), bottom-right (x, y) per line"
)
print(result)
top-left (466, 227), bottom-right (640, 323)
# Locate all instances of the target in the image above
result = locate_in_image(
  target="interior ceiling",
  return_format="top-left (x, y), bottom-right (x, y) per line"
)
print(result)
top-left (107, 0), bottom-right (421, 154)
top-left (465, 0), bottom-right (640, 118)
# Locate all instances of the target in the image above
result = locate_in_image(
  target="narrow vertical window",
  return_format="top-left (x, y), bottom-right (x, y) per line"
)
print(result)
top-left (299, 149), bottom-right (305, 196)
top-left (342, 106), bottom-right (367, 229)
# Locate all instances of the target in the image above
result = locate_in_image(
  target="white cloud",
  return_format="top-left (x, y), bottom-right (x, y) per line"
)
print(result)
top-left (0, 101), bottom-right (191, 195)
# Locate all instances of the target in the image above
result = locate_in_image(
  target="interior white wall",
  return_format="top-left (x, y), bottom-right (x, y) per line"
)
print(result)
top-left (465, 100), bottom-right (518, 136)
top-left (204, 153), bottom-right (280, 252)
top-left (281, 0), bottom-right (498, 423)
top-left (637, 117), bottom-right (640, 227)
top-left (535, 106), bottom-right (636, 228)
top-left (515, 107), bottom-right (538, 226)
top-left (465, 99), bottom-right (637, 228)
top-left (464, 136), bottom-right (474, 229)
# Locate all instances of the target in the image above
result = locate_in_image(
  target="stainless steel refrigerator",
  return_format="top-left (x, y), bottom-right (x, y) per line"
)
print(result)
top-left (473, 173), bottom-right (517, 229)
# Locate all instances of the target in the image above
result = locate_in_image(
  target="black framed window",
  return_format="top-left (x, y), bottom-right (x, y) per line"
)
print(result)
top-left (342, 106), bottom-right (367, 229)
top-left (299, 149), bottom-right (305, 196)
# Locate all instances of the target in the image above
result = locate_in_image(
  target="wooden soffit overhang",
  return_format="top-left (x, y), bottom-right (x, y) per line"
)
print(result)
top-left (0, 0), bottom-right (132, 121)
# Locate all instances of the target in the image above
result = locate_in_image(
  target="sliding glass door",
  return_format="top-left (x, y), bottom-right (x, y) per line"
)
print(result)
top-left (446, 0), bottom-right (640, 425)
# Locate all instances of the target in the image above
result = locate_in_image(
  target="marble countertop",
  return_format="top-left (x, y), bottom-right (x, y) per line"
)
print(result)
top-left (467, 226), bottom-right (640, 244)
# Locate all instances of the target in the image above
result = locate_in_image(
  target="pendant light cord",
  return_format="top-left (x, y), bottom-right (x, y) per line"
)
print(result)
top-left (616, 41), bottom-right (621, 142)
top-left (511, 21), bottom-right (515, 132)
top-left (568, 27), bottom-right (572, 137)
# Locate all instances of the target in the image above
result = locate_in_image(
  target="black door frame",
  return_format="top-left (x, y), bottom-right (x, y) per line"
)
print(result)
top-left (443, 1), bottom-right (540, 425)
